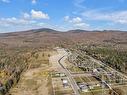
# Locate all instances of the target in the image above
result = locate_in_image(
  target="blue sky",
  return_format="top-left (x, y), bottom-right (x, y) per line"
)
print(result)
top-left (0, 0), bottom-right (127, 32)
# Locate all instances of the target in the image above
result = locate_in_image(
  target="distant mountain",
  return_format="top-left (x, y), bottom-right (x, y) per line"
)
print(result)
top-left (28, 28), bottom-right (59, 33)
top-left (67, 29), bottom-right (90, 33)
top-left (0, 28), bottom-right (127, 49)
top-left (68, 29), bottom-right (127, 33)
top-left (1, 28), bottom-right (126, 34)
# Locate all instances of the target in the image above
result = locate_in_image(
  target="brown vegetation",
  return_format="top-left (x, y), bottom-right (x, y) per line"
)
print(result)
top-left (0, 28), bottom-right (127, 49)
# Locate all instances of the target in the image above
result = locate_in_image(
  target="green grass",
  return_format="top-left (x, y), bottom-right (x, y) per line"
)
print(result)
top-left (69, 66), bottom-right (84, 73)
top-left (74, 77), bottom-right (83, 83)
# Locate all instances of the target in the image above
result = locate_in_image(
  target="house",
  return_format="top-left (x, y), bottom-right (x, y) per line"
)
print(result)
top-left (89, 85), bottom-right (94, 89)
top-left (60, 73), bottom-right (66, 77)
top-left (62, 79), bottom-right (68, 88)
top-left (92, 69), bottom-right (100, 77)
top-left (92, 68), bottom-right (104, 78)
top-left (78, 83), bottom-right (89, 92)
top-left (96, 83), bottom-right (100, 86)
top-left (55, 73), bottom-right (60, 77)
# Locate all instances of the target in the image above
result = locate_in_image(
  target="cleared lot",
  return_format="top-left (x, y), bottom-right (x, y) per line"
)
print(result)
top-left (8, 51), bottom-right (52, 95)
top-left (52, 77), bottom-right (74, 95)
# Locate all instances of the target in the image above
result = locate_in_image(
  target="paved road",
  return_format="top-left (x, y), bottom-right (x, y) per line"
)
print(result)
top-left (76, 51), bottom-right (127, 79)
top-left (57, 48), bottom-right (80, 95)
top-left (76, 52), bottom-right (125, 95)
top-left (88, 55), bottom-right (127, 79)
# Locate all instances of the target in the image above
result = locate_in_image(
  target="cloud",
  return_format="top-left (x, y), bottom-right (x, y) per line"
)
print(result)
top-left (32, 0), bottom-right (37, 4)
top-left (64, 16), bottom-right (90, 28)
top-left (0, 9), bottom-right (50, 28)
top-left (0, 17), bottom-right (49, 32)
top-left (1, 0), bottom-right (10, 3)
top-left (74, 0), bottom-right (86, 9)
top-left (1, 0), bottom-right (38, 4)
top-left (31, 9), bottom-right (50, 19)
top-left (70, 17), bottom-right (82, 23)
top-left (0, 10), bottom-right (49, 30)
top-left (0, 16), bottom-right (50, 32)
top-left (37, 22), bottom-right (45, 26)
top-left (74, 23), bottom-right (89, 27)
top-left (64, 16), bottom-right (82, 23)
top-left (64, 16), bottom-right (70, 21)
top-left (0, 9), bottom-right (50, 32)
top-left (23, 13), bottom-right (30, 19)
top-left (82, 10), bottom-right (127, 24)
top-left (22, 10), bottom-right (50, 20)
top-left (0, 17), bottom-right (36, 26)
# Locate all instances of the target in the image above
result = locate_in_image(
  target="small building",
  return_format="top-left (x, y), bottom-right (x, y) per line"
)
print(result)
top-left (92, 68), bottom-right (104, 78)
top-left (89, 85), bottom-right (94, 89)
top-left (55, 73), bottom-right (60, 77)
top-left (78, 83), bottom-right (89, 92)
top-left (54, 72), bottom-right (66, 77)
top-left (92, 69), bottom-right (100, 76)
top-left (62, 79), bottom-right (68, 88)
top-left (96, 83), bottom-right (100, 86)
top-left (60, 73), bottom-right (66, 77)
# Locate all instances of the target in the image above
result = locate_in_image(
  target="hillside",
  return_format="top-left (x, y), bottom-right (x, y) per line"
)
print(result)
top-left (0, 28), bottom-right (127, 49)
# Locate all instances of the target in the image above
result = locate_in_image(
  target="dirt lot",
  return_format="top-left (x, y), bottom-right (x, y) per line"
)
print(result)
top-left (52, 77), bottom-right (74, 95)
top-left (9, 68), bottom-right (49, 95)
top-left (8, 50), bottom-right (54, 95)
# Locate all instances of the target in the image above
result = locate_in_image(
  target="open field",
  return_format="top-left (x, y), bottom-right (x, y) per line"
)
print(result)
top-left (8, 50), bottom-right (53, 95)
top-left (67, 66), bottom-right (85, 74)
top-left (52, 77), bottom-right (74, 95)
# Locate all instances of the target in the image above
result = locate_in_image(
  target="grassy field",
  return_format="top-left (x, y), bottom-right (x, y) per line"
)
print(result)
top-left (68, 66), bottom-right (85, 73)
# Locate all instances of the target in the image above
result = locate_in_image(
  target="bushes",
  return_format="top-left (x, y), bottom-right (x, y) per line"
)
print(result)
top-left (0, 49), bottom-right (30, 95)
top-left (0, 70), bottom-right (22, 95)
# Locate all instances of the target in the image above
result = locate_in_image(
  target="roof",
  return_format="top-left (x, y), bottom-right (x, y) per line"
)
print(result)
top-left (62, 79), bottom-right (68, 84)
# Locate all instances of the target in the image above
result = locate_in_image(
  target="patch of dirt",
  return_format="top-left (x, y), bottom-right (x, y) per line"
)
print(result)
top-left (8, 51), bottom-right (53, 95)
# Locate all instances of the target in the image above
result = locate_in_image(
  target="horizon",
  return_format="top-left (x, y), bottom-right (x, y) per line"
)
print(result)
top-left (1, 0), bottom-right (127, 32)
top-left (0, 27), bottom-right (126, 34)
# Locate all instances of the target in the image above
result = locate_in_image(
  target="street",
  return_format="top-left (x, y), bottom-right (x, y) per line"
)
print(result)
top-left (56, 48), bottom-right (80, 95)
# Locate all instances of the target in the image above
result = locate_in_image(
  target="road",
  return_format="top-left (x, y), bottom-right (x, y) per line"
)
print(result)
top-left (88, 55), bottom-right (127, 79)
top-left (76, 51), bottom-right (127, 79)
top-left (75, 52), bottom-right (125, 95)
top-left (56, 48), bottom-right (80, 95)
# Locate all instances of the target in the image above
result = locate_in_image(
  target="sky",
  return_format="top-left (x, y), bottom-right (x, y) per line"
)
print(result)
top-left (0, 0), bottom-right (127, 32)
